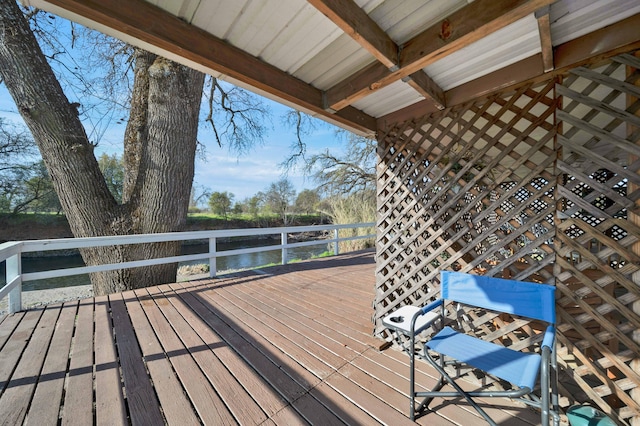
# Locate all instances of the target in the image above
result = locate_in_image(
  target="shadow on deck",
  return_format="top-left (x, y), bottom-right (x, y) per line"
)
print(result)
top-left (0, 250), bottom-right (543, 425)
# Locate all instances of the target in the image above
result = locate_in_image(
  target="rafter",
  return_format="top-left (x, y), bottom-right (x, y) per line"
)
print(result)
top-left (325, 0), bottom-right (555, 112)
top-left (536, 6), bottom-right (554, 72)
top-left (405, 72), bottom-right (446, 111)
top-left (378, 13), bottom-right (640, 128)
top-left (308, 0), bottom-right (446, 111)
top-left (27, 0), bottom-right (377, 134)
top-left (307, 0), bottom-right (398, 69)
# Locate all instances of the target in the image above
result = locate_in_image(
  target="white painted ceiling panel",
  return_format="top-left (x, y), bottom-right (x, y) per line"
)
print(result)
top-left (259, 3), bottom-right (344, 73)
top-left (190, 0), bottom-right (252, 40)
top-left (353, 81), bottom-right (424, 117)
top-left (550, 0), bottom-right (640, 46)
top-left (293, 36), bottom-right (374, 89)
top-left (369, 0), bottom-right (471, 43)
top-left (425, 15), bottom-right (541, 91)
top-left (224, 0), bottom-right (304, 58)
top-left (23, 0), bottom-right (640, 133)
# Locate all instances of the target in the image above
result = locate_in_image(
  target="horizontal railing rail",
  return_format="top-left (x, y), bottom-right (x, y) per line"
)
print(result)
top-left (1, 222), bottom-right (375, 314)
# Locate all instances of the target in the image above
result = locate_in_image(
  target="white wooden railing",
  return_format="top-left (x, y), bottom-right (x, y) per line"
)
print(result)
top-left (0, 223), bottom-right (375, 314)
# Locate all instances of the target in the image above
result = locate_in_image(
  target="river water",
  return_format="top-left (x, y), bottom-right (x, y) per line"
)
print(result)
top-left (6, 239), bottom-right (331, 292)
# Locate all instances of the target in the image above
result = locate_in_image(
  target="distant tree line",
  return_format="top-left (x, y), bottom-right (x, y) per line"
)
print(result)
top-left (0, 123), bottom-right (366, 225)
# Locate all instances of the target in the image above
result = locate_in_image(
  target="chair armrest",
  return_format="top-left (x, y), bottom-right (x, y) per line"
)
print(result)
top-left (410, 299), bottom-right (443, 335)
top-left (541, 324), bottom-right (555, 350)
top-left (421, 299), bottom-right (443, 314)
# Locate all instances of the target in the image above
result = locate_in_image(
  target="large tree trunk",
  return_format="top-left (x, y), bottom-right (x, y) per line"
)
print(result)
top-left (0, 0), bottom-right (205, 295)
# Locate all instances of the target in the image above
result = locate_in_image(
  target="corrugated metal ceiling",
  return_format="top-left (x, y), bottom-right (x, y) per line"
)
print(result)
top-left (21, 0), bottom-right (640, 134)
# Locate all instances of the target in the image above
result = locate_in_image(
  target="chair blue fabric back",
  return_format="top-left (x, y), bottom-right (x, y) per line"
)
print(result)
top-left (441, 271), bottom-right (556, 324)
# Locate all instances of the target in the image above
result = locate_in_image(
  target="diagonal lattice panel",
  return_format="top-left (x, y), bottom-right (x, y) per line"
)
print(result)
top-left (375, 52), bottom-right (640, 425)
top-left (555, 53), bottom-right (640, 424)
top-left (375, 79), bottom-right (557, 331)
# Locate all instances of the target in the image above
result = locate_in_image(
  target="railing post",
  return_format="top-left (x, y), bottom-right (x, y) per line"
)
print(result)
top-left (209, 237), bottom-right (217, 278)
top-left (7, 253), bottom-right (22, 314)
top-left (334, 229), bottom-right (340, 256)
top-left (281, 232), bottom-right (288, 265)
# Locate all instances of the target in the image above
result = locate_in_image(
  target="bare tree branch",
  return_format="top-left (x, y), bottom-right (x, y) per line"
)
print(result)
top-left (204, 76), bottom-right (269, 155)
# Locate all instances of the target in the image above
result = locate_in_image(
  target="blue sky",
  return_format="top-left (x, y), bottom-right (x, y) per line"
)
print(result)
top-left (0, 83), bottom-right (346, 203)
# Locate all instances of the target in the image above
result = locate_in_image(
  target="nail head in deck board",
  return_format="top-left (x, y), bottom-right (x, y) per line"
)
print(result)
top-left (110, 293), bottom-right (165, 425)
top-left (118, 292), bottom-right (200, 426)
top-left (25, 302), bottom-right (77, 426)
top-left (0, 307), bottom-right (59, 425)
top-left (61, 301), bottom-right (94, 426)
top-left (94, 295), bottom-right (127, 426)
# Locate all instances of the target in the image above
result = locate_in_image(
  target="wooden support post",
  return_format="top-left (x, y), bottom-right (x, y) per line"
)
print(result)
top-left (281, 232), bottom-right (288, 265)
top-left (7, 253), bottom-right (22, 313)
top-left (628, 51), bottom-right (640, 426)
top-left (209, 237), bottom-right (217, 278)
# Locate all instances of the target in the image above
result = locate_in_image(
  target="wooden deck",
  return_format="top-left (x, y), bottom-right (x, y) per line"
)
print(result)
top-left (0, 250), bottom-right (545, 425)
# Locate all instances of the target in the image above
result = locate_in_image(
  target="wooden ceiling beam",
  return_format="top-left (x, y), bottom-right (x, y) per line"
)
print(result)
top-left (308, 0), bottom-right (446, 112)
top-left (536, 6), bottom-right (554, 72)
top-left (404, 72), bottom-right (446, 111)
top-left (378, 13), bottom-right (640, 128)
top-left (325, 0), bottom-right (555, 112)
top-left (307, 0), bottom-right (398, 69)
top-left (28, 0), bottom-right (377, 134)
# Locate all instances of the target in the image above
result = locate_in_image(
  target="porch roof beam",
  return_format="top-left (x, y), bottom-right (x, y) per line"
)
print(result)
top-left (307, 0), bottom-right (398, 69)
top-left (378, 13), bottom-right (640, 127)
top-left (307, 0), bottom-right (446, 111)
top-left (536, 6), bottom-right (554, 72)
top-left (34, 0), bottom-right (377, 134)
top-left (324, 0), bottom-right (556, 112)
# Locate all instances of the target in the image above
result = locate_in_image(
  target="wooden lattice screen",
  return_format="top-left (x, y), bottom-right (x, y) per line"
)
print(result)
top-left (374, 52), bottom-right (640, 424)
top-left (554, 53), bottom-right (640, 424)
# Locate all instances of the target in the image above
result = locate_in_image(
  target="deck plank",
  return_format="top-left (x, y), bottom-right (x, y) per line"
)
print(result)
top-left (61, 300), bottom-right (94, 426)
top-left (145, 284), bottom-right (269, 425)
top-left (161, 283), bottom-right (290, 417)
top-left (0, 311), bottom-right (25, 351)
top-left (135, 287), bottom-right (237, 425)
top-left (26, 302), bottom-right (77, 426)
top-left (0, 251), bottom-right (551, 425)
top-left (94, 295), bottom-right (127, 426)
top-left (0, 310), bottom-right (42, 393)
top-left (111, 292), bottom-right (165, 426)
top-left (0, 306), bottom-right (59, 425)
top-left (171, 282), bottom-right (310, 405)
top-left (119, 291), bottom-right (200, 426)
top-left (203, 283), bottom-right (328, 387)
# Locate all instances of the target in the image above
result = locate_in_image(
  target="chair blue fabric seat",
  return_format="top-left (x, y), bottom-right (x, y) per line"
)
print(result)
top-left (385, 271), bottom-right (560, 425)
top-left (426, 326), bottom-right (541, 390)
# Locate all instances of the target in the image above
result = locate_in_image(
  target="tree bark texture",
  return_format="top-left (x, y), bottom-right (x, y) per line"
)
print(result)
top-left (0, 0), bottom-right (205, 295)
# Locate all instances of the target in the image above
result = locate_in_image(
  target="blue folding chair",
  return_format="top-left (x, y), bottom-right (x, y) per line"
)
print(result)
top-left (409, 271), bottom-right (560, 425)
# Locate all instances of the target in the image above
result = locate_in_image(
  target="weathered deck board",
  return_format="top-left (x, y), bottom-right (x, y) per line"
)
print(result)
top-left (0, 306), bottom-right (58, 425)
top-left (94, 295), bottom-right (127, 426)
top-left (0, 250), bottom-right (544, 425)
top-left (25, 302), bottom-right (76, 426)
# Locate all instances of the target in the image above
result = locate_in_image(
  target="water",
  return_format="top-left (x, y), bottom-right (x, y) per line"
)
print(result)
top-left (5, 239), bottom-right (331, 292)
